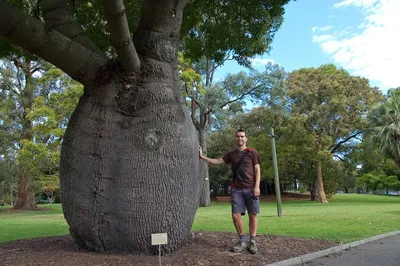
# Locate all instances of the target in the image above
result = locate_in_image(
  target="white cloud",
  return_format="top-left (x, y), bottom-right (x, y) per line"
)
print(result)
top-left (312, 26), bottom-right (334, 33)
top-left (250, 58), bottom-right (276, 67)
top-left (334, 0), bottom-right (379, 8)
top-left (313, 0), bottom-right (400, 91)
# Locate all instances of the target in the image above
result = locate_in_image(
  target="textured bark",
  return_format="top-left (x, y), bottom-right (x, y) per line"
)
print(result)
top-left (61, 59), bottom-right (201, 253)
top-left (315, 160), bottom-right (328, 203)
top-left (40, 0), bottom-right (106, 59)
top-left (60, 17), bottom-right (201, 252)
top-left (102, 0), bottom-right (140, 72)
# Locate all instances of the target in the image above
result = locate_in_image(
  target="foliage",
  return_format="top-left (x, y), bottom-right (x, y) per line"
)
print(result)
top-left (287, 64), bottom-right (383, 201)
top-left (357, 170), bottom-right (400, 194)
top-left (367, 88), bottom-right (400, 167)
top-left (37, 174), bottom-right (60, 203)
top-left (0, 58), bottom-right (82, 205)
top-left (181, 0), bottom-right (290, 66)
top-left (0, 158), bottom-right (18, 205)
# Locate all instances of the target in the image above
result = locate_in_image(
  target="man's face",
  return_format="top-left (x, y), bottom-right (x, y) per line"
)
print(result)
top-left (235, 131), bottom-right (247, 147)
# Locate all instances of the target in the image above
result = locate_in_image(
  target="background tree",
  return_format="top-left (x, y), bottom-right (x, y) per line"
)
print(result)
top-left (0, 57), bottom-right (81, 207)
top-left (287, 64), bottom-right (382, 203)
top-left (0, 57), bottom-right (54, 209)
top-left (367, 88), bottom-right (400, 167)
top-left (180, 0), bottom-right (289, 206)
top-left (0, 157), bottom-right (18, 206)
top-left (185, 63), bottom-right (287, 206)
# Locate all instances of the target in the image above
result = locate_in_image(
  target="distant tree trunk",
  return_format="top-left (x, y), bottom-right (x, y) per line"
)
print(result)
top-left (199, 129), bottom-right (211, 207)
top-left (14, 62), bottom-right (37, 210)
top-left (315, 160), bottom-right (328, 203)
top-left (14, 171), bottom-right (37, 209)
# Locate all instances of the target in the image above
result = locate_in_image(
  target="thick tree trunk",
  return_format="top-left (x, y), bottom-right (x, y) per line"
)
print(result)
top-left (199, 129), bottom-right (211, 207)
top-left (60, 57), bottom-right (201, 253)
top-left (199, 161), bottom-right (211, 207)
top-left (316, 160), bottom-right (328, 203)
top-left (14, 171), bottom-right (37, 209)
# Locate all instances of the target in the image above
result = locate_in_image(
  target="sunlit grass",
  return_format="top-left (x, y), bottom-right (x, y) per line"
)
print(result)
top-left (1, 194), bottom-right (399, 243)
top-left (192, 193), bottom-right (400, 243)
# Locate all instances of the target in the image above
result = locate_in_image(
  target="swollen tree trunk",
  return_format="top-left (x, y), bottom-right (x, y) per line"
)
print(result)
top-left (61, 61), bottom-right (201, 253)
top-left (315, 160), bottom-right (328, 203)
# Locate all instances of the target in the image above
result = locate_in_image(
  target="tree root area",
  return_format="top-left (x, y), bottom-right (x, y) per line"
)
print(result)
top-left (0, 232), bottom-right (340, 265)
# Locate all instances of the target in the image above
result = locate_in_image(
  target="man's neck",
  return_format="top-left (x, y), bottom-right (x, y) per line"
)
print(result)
top-left (237, 146), bottom-right (247, 151)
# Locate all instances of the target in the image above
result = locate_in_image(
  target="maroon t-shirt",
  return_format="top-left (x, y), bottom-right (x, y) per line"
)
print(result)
top-left (222, 148), bottom-right (261, 188)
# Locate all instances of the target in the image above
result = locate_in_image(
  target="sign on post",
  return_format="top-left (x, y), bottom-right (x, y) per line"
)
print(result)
top-left (151, 233), bottom-right (168, 245)
top-left (152, 233), bottom-right (168, 266)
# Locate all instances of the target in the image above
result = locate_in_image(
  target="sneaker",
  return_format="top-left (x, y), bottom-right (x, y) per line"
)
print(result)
top-left (247, 239), bottom-right (258, 254)
top-left (231, 241), bottom-right (247, 253)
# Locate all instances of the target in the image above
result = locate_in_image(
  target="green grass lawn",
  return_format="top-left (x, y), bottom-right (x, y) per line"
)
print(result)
top-left (1, 193), bottom-right (399, 243)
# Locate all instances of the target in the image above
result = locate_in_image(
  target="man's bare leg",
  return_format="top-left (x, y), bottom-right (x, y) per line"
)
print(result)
top-left (231, 213), bottom-right (247, 252)
top-left (232, 213), bottom-right (245, 235)
top-left (249, 213), bottom-right (258, 237)
top-left (248, 213), bottom-right (258, 254)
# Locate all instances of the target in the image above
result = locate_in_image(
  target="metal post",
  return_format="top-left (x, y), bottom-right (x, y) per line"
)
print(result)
top-left (270, 127), bottom-right (282, 217)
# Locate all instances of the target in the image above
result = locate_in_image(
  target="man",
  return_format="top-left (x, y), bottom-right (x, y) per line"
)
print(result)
top-left (199, 129), bottom-right (261, 254)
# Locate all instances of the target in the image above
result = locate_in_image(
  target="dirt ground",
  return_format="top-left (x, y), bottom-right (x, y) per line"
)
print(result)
top-left (0, 232), bottom-right (340, 266)
top-left (1, 193), bottom-right (340, 265)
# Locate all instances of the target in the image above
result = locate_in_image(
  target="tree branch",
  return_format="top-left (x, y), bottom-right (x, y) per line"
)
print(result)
top-left (0, 1), bottom-right (108, 87)
top-left (190, 99), bottom-right (200, 129)
top-left (135, 0), bottom-right (189, 60)
top-left (102, 0), bottom-right (140, 72)
top-left (333, 154), bottom-right (352, 165)
top-left (40, 0), bottom-right (107, 59)
top-left (304, 122), bottom-right (317, 139)
top-left (219, 84), bottom-right (263, 109)
top-left (330, 130), bottom-right (363, 154)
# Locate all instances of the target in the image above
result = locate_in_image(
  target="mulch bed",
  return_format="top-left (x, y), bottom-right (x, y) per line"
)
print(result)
top-left (0, 232), bottom-right (340, 266)
top-left (1, 193), bottom-right (335, 265)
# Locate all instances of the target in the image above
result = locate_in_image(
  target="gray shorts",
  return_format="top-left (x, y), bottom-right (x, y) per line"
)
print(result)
top-left (231, 187), bottom-right (260, 215)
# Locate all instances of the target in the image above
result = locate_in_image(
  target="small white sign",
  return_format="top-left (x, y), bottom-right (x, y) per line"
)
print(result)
top-left (151, 233), bottom-right (168, 245)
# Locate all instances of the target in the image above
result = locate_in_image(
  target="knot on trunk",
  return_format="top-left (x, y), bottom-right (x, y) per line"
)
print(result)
top-left (115, 85), bottom-right (146, 116)
top-left (142, 128), bottom-right (163, 150)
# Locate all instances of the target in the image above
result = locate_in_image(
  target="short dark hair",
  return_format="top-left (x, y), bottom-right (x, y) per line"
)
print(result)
top-left (235, 128), bottom-right (246, 137)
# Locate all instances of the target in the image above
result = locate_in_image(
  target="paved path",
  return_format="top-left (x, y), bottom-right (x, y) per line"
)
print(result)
top-left (302, 234), bottom-right (400, 266)
top-left (267, 231), bottom-right (400, 266)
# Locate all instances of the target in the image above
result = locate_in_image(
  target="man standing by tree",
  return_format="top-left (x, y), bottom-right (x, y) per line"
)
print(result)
top-left (199, 129), bottom-right (261, 254)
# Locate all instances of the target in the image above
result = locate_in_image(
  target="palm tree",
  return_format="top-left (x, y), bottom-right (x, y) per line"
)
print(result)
top-left (368, 88), bottom-right (400, 168)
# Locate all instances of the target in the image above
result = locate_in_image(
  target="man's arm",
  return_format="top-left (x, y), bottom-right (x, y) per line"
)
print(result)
top-left (199, 146), bottom-right (225, 165)
top-left (253, 164), bottom-right (261, 196)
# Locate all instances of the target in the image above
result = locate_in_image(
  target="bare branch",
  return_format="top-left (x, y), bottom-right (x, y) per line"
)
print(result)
top-left (102, 0), bottom-right (140, 72)
top-left (0, 1), bottom-right (108, 87)
top-left (333, 154), bottom-right (352, 165)
top-left (40, 0), bottom-right (107, 59)
top-left (330, 130), bottom-right (363, 154)
top-left (219, 84), bottom-right (264, 109)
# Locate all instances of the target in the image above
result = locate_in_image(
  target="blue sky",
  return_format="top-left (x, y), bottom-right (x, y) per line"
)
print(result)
top-left (214, 0), bottom-right (399, 94)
